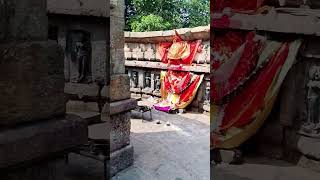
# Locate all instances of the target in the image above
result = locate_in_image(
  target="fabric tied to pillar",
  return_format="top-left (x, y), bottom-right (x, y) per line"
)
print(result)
top-left (154, 31), bottom-right (204, 112)
top-left (211, 30), bottom-right (302, 149)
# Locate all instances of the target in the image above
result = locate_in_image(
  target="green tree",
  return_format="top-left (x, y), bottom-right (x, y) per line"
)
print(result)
top-left (126, 0), bottom-right (209, 32)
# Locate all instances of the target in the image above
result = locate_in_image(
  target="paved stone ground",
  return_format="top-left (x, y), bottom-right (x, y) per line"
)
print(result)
top-left (211, 157), bottom-right (320, 180)
top-left (62, 100), bottom-right (210, 180)
top-left (112, 101), bottom-right (210, 180)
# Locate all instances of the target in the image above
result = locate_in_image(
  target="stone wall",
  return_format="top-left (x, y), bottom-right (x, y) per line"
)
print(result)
top-left (0, 0), bottom-right (87, 179)
top-left (124, 26), bottom-right (210, 112)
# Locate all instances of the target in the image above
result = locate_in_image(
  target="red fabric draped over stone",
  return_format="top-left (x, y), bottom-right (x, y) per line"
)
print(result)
top-left (219, 43), bottom-right (290, 130)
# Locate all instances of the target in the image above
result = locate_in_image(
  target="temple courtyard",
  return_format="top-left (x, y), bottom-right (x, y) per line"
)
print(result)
top-left (62, 100), bottom-right (210, 180)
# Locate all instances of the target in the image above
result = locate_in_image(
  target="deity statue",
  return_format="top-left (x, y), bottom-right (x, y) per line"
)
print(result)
top-left (154, 74), bottom-right (161, 92)
top-left (75, 41), bottom-right (88, 82)
top-left (132, 71), bottom-right (138, 88)
top-left (300, 66), bottom-right (320, 137)
top-left (144, 72), bottom-right (151, 89)
top-left (68, 31), bottom-right (91, 83)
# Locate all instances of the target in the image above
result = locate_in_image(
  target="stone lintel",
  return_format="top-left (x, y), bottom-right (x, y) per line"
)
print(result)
top-left (47, 0), bottom-right (109, 18)
top-left (0, 115), bottom-right (87, 169)
top-left (125, 60), bottom-right (210, 73)
top-left (124, 25), bottom-right (210, 43)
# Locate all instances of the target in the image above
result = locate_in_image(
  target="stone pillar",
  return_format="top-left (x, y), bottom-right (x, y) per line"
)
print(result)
top-left (0, 0), bottom-right (87, 179)
top-left (108, 0), bottom-right (136, 176)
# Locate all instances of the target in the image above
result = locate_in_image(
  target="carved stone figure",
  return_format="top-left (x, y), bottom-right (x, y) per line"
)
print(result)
top-left (144, 72), bottom-right (151, 88)
top-left (132, 71), bottom-right (138, 88)
top-left (300, 66), bottom-right (320, 136)
top-left (204, 81), bottom-right (210, 105)
top-left (154, 74), bottom-right (161, 92)
top-left (68, 31), bottom-right (91, 83)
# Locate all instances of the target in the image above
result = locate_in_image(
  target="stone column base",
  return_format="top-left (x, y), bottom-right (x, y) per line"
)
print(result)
top-left (109, 145), bottom-right (134, 177)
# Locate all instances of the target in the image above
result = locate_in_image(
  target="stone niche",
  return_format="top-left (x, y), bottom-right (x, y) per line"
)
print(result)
top-left (48, 15), bottom-right (107, 84)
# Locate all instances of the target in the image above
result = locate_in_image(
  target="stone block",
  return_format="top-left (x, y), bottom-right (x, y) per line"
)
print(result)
top-left (110, 74), bottom-right (131, 102)
top-left (64, 83), bottom-right (100, 101)
top-left (297, 136), bottom-right (320, 160)
top-left (0, 114), bottom-right (87, 169)
top-left (66, 101), bottom-right (99, 113)
top-left (298, 155), bottom-right (320, 173)
top-left (0, 0), bottom-right (47, 41)
top-left (109, 99), bottom-right (137, 115)
top-left (110, 112), bottom-right (131, 152)
top-left (0, 41), bottom-right (65, 127)
top-left (109, 145), bottom-right (134, 177)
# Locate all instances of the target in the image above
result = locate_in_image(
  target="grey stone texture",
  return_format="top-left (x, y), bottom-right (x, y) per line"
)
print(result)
top-left (110, 99), bottom-right (137, 115)
top-left (47, 0), bottom-right (109, 17)
top-left (297, 136), bottom-right (320, 160)
top-left (64, 83), bottom-right (100, 99)
top-left (110, 0), bottom-right (125, 75)
top-left (109, 145), bottom-right (134, 177)
top-left (0, 41), bottom-right (66, 127)
top-left (110, 74), bottom-right (131, 102)
top-left (110, 112), bottom-right (131, 153)
top-left (0, 114), bottom-right (87, 169)
top-left (0, 0), bottom-right (47, 42)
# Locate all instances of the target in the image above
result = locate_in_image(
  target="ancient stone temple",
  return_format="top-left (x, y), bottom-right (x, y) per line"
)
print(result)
top-left (124, 26), bottom-right (210, 113)
top-left (0, 0), bottom-right (87, 179)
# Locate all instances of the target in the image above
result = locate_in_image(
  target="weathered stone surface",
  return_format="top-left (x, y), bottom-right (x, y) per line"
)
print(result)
top-left (66, 101), bottom-right (100, 113)
top-left (110, 112), bottom-right (131, 152)
top-left (67, 111), bottom-right (101, 125)
top-left (297, 136), bottom-right (320, 160)
top-left (64, 83), bottom-right (100, 99)
top-left (110, 99), bottom-right (137, 115)
top-left (0, 41), bottom-right (65, 126)
top-left (0, 158), bottom-right (65, 180)
top-left (0, 114), bottom-right (87, 169)
top-left (109, 145), bottom-right (134, 177)
top-left (298, 155), bottom-right (320, 173)
top-left (47, 0), bottom-right (109, 17)
top-left (125, 26), bottom-right (210, 43)
top-left (110, 74), bottom-right (131, 101)
top-left (0, 0), bottom-right (47, 41)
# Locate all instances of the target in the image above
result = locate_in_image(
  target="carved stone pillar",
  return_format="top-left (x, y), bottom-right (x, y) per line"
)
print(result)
top-left (108, 0), bottom-right (136, 176)
top-left (0, 0), bottom-right (87, 179)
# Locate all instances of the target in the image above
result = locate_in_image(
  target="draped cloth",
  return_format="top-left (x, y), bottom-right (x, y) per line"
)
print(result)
top-left (210, 31), bottom-right (302, 149)
top-left (154, 31), bottom-right (204, 112)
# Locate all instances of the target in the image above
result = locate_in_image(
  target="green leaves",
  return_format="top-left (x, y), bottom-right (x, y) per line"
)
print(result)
top-left (126, 0), bottom-right (209, 32)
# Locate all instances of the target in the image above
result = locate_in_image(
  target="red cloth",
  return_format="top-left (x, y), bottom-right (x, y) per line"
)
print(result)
top-left (219, 43), bottom-right (290, 130)
top-left (211, 32), bottom-right (263, 104)
top-left (159, 31), bottom-right (202, 66)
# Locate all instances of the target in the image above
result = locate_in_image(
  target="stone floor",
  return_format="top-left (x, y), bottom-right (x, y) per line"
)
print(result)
top-left (112, 101), bottom-right (210, 180)
top-left (62, 100), bottom-right (210, 180)
top-left (212, 157), bottom-right (320, 180)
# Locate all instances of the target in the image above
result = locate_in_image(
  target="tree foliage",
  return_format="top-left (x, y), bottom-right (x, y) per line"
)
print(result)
top-left (125, 0), bottom-right (209, 32)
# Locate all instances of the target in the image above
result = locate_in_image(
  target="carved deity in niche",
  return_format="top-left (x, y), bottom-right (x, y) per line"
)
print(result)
top-left (132, 71), bottom-right (138, 88)
top-left (204, 81), bottom-right (210, 105)
top-left (67, 30), bottom-right (91, 83)
top-left (300, 66), bottom-right (320, 137)
top-left (154, 74), bottom-right (161, 92)
top-left (144, 72), bottom-right (151, 89)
